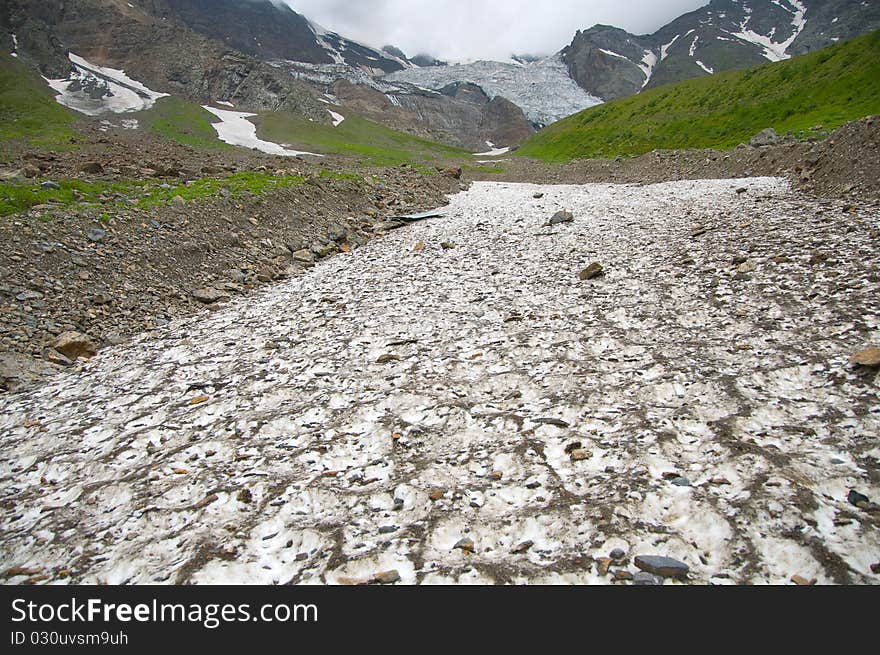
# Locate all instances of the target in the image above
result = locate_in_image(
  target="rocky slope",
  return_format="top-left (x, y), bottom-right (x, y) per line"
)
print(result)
top-left (564, 0), bottom-right (880, 100)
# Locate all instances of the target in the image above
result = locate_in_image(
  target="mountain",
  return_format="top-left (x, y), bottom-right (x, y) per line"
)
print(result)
top-left (151, 0), bottom-right (409, 75)
top-left (563, 0), bottom-right (880, 101)
top-left (519, 29), bottom-right (880, 160)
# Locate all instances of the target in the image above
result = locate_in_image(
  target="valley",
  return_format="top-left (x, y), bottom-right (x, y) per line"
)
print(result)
top-left (0, 0), bottom-right (878, 588)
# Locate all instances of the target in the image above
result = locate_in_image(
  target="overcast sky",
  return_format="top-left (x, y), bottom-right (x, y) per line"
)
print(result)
top-left (281, 0), bottom-right (709, 61)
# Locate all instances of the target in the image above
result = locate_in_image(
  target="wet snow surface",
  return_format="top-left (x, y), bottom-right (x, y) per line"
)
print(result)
top-left (2, 179), bottom-right (879, 586)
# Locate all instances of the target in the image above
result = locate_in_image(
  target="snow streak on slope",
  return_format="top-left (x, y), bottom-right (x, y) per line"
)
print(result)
top-left (386, 54), bottom-right (601, 126)
top-left (202, 106), bottom-right (321, 157)
top-left (45, 53), bottom-right (168, 116)
top-left (731, 0), bottom-right (808, 62)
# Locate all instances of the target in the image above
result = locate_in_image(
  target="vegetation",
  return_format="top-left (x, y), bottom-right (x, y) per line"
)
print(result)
top-left (0, 172), bottom-right (305, 217)
top-left (255, 111), bottom-right (468, 166)
top-left (518, 31), bottom-right (880, 161)
top-left (0, 53), bottom-right (79, 150)
top-left (136, 97), bottom-right (232, 150)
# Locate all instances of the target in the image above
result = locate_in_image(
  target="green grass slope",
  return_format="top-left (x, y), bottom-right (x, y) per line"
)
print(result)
top-left (518, 30), bottom-right (880, 161)
top-left (256, 111), bottom-right (468, 166)
top-left (0, 52), bottom-right (78, 150)
top-left (136, 97), bottom-right (232, 151)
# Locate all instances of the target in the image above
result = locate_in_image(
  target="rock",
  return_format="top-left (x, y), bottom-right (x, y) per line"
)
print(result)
top-left (292, 249), bottom-right (315, 264)
top-left (22, 164), bottom-right (40, 179)
top-left (440, 242), bottom-right (456, 250)
top-left (171, 195), bottom-right (187, 206)
top-left (376, 354), bottom-right (400, 364)
top-left (634, 555), bottom-right (690, 579)
top-left (236, 488), bottom-right (253, 504)
top-left (671, 477), bottom-right (692, 487)
top-left (570, 449), bottom-right (592, 462)
top-left (613, 570), bottom-right (634, 582)
top-left (533, 193), bottom-right (544, 199)
top-left (412, 241), bottom-right (426, 253)
top-left (191, 288), bottom-right (227, 305)
top-left (632, 572), bottom-right (665, 586)
top-left (453, 537), bottom-right (475, 553)
top-left (87, 227), bottom-right (107, 243)
top-left (15, 291), bottom-right (43, 302)
top-left (871, 563), bottom-right (880, 575)
top-left (372, 570), bottom-right (401, 585)
top-left (578, 263), bottom-right (604, 281)
top-left (441, 167), bottom-right (462, 179)
top-left (40, 181), bottom-right (61, 191)
top-left (548, 210), bottom-right (574, 226)
top-left (51, 332), bottom-right (98, 360)
top-left (737, 260), bottom-right (757, 274)
top-left (81, 162), bottom-right (104, 175)
top-left (534, 417), bottom-right (570, 428)
top-left (564, 441), bottom-right (583, 454)
top-left (850, 348), bottom-right (880, 367)
top-left (429, 488), bottom-right (446, 501)
top-left (750, 128), bottom-right (781, 147)
top-left (378, 525), bottom-right (399, 535)
top-left (610, 548), bottom-right (627, 563)
top-left (790, 575), bottom-right (817, 586)
top-left (0, 353), bottom-right (58, 392)
top-left (511, 540), bottom-right (534, 554)
top-left (848, 490), bottom-right (871, 509)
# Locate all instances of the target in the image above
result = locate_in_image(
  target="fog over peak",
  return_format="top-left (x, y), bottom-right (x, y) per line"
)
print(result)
top-left (281, 0), bottom-right (709, 61)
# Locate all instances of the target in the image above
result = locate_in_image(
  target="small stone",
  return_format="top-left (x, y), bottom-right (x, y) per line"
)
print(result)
top-left (171, 195), bottom-right (186, 206)
top-left (870, 563), bottom-right (880, 574)
top-left (671, 477), bottom-right (692, 487)
top-left (737, 260), bottom-right (757, 274)
top-left (40, 181), bottom-right (61, 191)
top-left (440, 242), bottom-right (456, 250)
top-left (87, 227), bottom-right (107, 243)
top-left (15, 291), bottom-right (43, 302)
top-left (376, 354), bottom-right (400, 364)
top-left (790, 575), bottom-right (817, 586)
top-left (613, 570), bottom-right (634, 581)
top-left (848, 490), bottom-right (871, 509)
top-left (412, 241), bottom-right (426, 253)
top-left (578, 263), bottom-right (604, 281)
top-left (511, 540), bottom-right (534, 554)
top-left (632, 572), bottom-right (664, 586)
top-left (442, 167), bottom-right (462, 179)
top-left (710, 476), bottom-right (731, 486)
top-left (489, 471), bottom-right (504, 481)
top-left (453, 538), bottom-right (475, 554)
top-left (610, 549), bottom-right (627, 563)
top-left (51, 332), bottom-right (98, 360)
top-left (236, 488), bottom-right (253, 504)
top-left (549, 210), bottom-right (574, 226)
top-left (634, 555), bottom-right (690, 579)
top-left (564, 441), bottom-right (583, 454)
top-left (189, 395), bottom-right (209, 405)
top-left (378, 525), bottom-right (399, 535)
top-left (81, 162), bottom-right (104, 175)
top-left (533, 193), bottom-right (544, 199)
top-left (191, 288), bottom-right (227, 305)
top-left (570, 449), bottom-right (592, 462)
top-left (597, 558), bottom-right (613, 575)
top-left (850, 348), bottom-right (880, 367)
top-left (292, 249), bottom-right (315, 264)
top-left (429, 488), bottom-right (446, 501)
top-left (372, 570), bottom-right (401, 585)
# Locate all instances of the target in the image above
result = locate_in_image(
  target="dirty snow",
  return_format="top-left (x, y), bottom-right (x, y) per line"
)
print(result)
top-left (1, 179), bottom-right (878, 586)
top-left (327, 109), bottom-right (345, 127)
top-left (474, 141), bottom-right (510, 157)
top-left (202, 106), bottom-right (322, 158)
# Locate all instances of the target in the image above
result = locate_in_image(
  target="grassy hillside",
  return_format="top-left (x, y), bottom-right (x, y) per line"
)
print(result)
top-left (136, 97), bottom-right (232, 150)
top-left (256, 111), bottom-right (468, 166)
top-left (0, 53), bottom-right (79, 150)
top-left (519, 30), bottom-right (880, 161)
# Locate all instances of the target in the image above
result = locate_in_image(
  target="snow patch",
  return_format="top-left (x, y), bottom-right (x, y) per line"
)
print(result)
top-left (202, 106), bottom-right (322, 157)
top-left (327, 109), bottom-right (345, 127)
top-left (44, 52), bottom-right (168, 116)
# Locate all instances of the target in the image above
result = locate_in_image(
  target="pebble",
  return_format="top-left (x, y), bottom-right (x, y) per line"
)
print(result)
top-left (578, 263), bottom-right (604, 281)
top-left (372, 570), bottom-right (401, 585)
top-left (454, 538), bottom-right (475, 554)
top-left (634, 555), bottom-right (690, 579)
top-left (850, 348), bottom-right (880, 367)
top-left (632, 572), bottom-right (665, 586)
top-left (87, 228), bottom-right (107, 243)
top-left (548, 210), bottom-right (574, 226)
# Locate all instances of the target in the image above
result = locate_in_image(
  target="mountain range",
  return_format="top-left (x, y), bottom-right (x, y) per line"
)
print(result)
top-left (2, 0), bottom-right (879, 150)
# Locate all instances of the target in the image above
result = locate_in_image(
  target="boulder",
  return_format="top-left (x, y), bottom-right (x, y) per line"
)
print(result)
top-left (51, 332), bottom-right (98, 360)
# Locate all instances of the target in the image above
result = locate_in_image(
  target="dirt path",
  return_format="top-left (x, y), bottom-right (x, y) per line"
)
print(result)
top-left (1, 179), bottom-right (878, 585)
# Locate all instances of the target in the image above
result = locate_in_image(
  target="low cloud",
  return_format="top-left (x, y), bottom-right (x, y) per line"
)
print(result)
top-left (283, 0), bottom-right (708, 60)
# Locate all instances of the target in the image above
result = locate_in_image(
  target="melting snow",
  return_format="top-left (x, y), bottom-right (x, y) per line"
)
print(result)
top-left (731, 0), bottom-right (808, 61)
top-left (44, 52), bottom-right (168, 116)
top-left (1, 179), bottom-right (878, 585)
top-left (202, 106), bottom-right (322, 157)
top-left (327, 109), bottom-right (345, 127)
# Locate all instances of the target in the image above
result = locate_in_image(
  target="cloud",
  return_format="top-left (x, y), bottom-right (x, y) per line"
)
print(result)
top-left (282, 0), bottom-right (709, 60)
